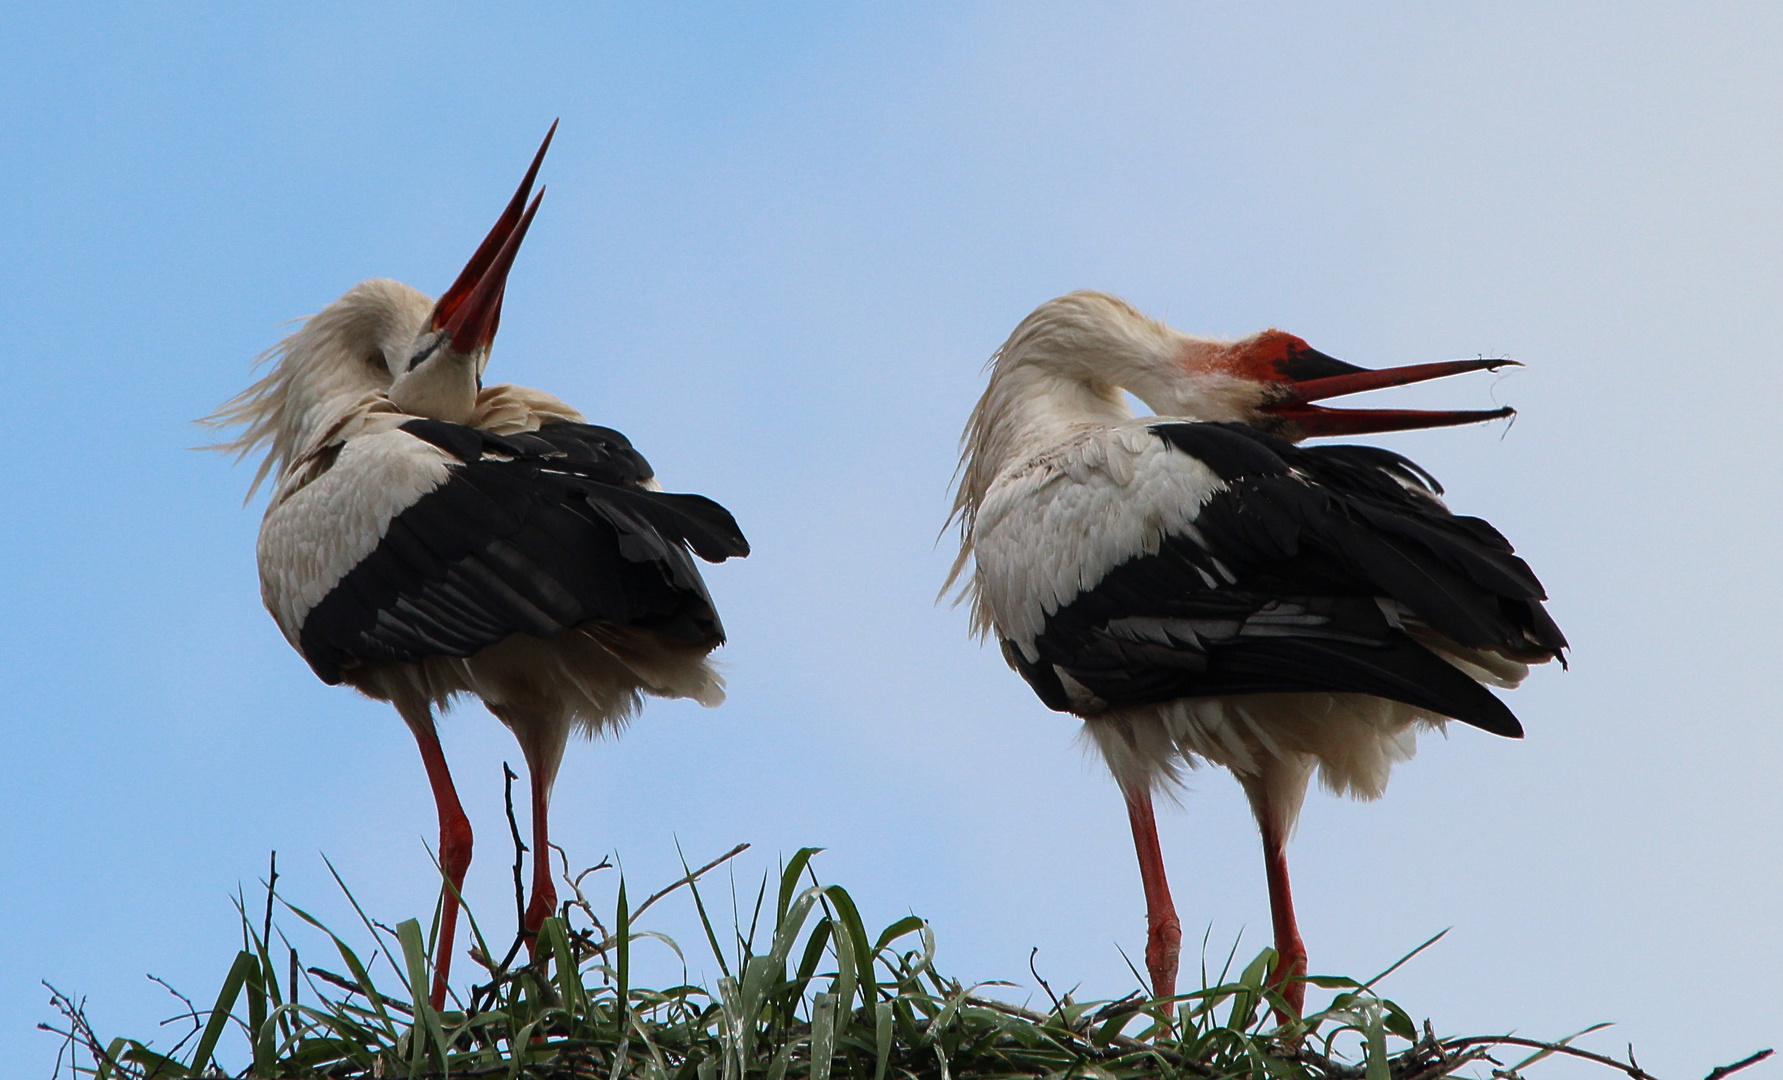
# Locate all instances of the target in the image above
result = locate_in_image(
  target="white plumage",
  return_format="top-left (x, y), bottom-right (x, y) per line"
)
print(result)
top-left (970, 424), bottom-right (1223, 654)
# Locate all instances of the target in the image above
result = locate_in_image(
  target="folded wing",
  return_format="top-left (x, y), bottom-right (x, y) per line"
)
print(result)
top-left (1012, 421), bottom-right (1565, 737)
top-left (295, 419), bottom-right (749, 685)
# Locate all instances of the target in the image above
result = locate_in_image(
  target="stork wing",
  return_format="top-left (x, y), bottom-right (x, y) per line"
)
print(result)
top-left (280, 419), bottom-right (748, 685)
top-left (1012, 421), bottom-right (1564, 737)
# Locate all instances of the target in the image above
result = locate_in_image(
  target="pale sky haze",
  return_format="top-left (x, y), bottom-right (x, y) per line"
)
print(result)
top-left (1, 5), bottom-right (1779, 1077)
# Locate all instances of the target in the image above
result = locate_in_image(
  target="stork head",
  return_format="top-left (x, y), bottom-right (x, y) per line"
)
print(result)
top-left (972, 292), bottom-right (1516, 443)
top-left (388, 122), bottom-right (554, 423)
top-left (207, 124), bottom-right (557, 495)
top-left (1002, 293), bottom-right (1515, 441)
top-left (1152, 326), bottom-right (1517, 441)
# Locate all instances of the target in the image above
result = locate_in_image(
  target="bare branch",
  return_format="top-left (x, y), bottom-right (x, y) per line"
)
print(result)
top-left (1438, 1035), bottom-right (1769, 1080)
top-left (630, 843), bottom-right (751, 924)
top-left (1704, 1049), bottom-right (1774, 1080)
top-left (503, 761), bottom-right (528, 936)
top-left (306, 966), bottom-right (416, 1017)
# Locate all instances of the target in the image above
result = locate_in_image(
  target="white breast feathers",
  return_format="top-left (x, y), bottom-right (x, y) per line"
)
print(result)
top-left (257, 427), bottom-right (457, 644)
top-left (970, 422), bottom-right (1228, 655)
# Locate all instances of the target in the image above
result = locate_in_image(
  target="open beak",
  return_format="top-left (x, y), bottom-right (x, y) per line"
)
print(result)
top-left (429, 120), bottom-right (556, 354)
top-left (1261, 356), bottom-right (1518, 438)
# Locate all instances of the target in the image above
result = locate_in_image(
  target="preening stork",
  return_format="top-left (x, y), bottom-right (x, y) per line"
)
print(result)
top-left (946, 292), bottom-right (1565, 1015)
top-left (209, 124), bottom-right (749, 1009)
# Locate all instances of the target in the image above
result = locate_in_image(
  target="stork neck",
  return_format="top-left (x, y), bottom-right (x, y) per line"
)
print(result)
top-left (390, 351), bottom-right (480, 424)
top-left (996, 364), bottom-right (1133, 445)
top-left (961, 363), bottom-right (1133, 511)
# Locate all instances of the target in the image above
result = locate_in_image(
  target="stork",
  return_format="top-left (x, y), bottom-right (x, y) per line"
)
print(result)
top-left (946, 292), bottom-right (1564, 1016)
top-left (208, 124), bottom-right (749, 1009)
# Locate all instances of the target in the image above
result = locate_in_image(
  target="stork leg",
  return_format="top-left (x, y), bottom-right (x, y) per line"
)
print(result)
top-left (1124, 787), bottom-right (1182, 1000)
top-left (400, 708), bottom-right (473, 1011)
top-left (522, 756), bottom-right (557, 949)
top-left (1242, 781), bottom-right (1308, 1021)
top-left (1260, 819), bottom-right (1307, 1019)
top-left (486, 705), bottom-right (568, 959)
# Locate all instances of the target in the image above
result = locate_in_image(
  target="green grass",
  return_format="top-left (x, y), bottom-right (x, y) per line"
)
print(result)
top-left (41, 845), bottom-right (1772, 1080)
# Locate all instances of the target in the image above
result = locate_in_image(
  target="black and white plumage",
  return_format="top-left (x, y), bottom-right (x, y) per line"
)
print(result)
top-left (948, 291), bottom-right (1564, 1014)
top-left (210, 126), bottom-right (747, 1010)
top-left (289, 418), bottom-right (743, 687)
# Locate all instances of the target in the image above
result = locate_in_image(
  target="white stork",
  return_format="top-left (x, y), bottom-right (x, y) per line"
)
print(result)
top-left (208, 124), bottom-right (749, 1009)
top-left (946, 292), bottom-right (1565, 1015)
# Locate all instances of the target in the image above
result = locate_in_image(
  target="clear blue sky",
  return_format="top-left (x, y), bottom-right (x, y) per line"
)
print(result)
top-left (2, 4), bottom-right (1778, 1076)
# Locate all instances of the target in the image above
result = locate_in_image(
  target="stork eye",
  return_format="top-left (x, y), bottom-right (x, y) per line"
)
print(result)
top-left (407, 340), bottom-right (439, 371)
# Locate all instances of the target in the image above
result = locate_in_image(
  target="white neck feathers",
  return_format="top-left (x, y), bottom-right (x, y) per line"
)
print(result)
top-left (204, 279), bottom-right (431, 497)
top-left (946, 292), bottom-right (1223, 591)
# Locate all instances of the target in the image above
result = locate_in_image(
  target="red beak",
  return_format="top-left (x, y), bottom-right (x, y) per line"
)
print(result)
top-left (430, 120), bottom-right (557, 353)
top-left (1262, 356), bottom-right (1518, 438)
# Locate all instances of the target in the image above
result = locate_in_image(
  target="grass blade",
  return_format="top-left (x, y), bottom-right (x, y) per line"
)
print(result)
top-left (823, 885), bottom-right (878, 1010)
top-left (777, 847), bottom-right (823, 925)
top-left (188, 950), bottom-right (257, 1077)
top-left (395, 918), bottom-right (447, 1077)
top-left (873, 1000), bottom-right (893, 1080)
top-left (616, 879), bottom-right (632, 1032)
top-left (1362, 1002), bottom-right (1389, 1080)
top-left (811, 992), bottom-right (837, 1080)
top-left (678, 843), bottom-right (732, 980)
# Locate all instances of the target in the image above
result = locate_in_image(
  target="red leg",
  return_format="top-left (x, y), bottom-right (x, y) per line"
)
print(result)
top-left (407, 717), bottom-right (473, 1011)
top-left (522, 757), bottom-right (557, 953)
top-left (1124, 787), bottom-right (1182, 1000)
top-left (1257, 812), bottom-right (1307, 1020)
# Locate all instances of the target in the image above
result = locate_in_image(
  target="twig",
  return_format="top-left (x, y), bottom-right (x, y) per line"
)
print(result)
top-left (503, 762), bottom-right (528, 938)
top-left (630, 842), bottom-right (750, 924)
top-left (1086, 990), bottom-right (1147, 1026)
top-left (1290, 1045), bottom-right (1370, 1079)
top-left (1289, 1032), bottom-right (1492, 1080)
top-left (1029, 948), bottom-right (1064, 1015)
top-left (39, 984), bottom-right (129, 1080)
top-left (306, 966), bottom-right (416, 1017)
top-left (146, 973), bottom-right (203, 1055)
top-left (1389, 1020), bottom-right (1495, 1080)
top-left (959, 992), bottom-right (1213, 1075)
top-left (263, 849), bottom-right (279, 949)
top-left (1440, 1036), bottom-right (1773, 1080)
top-left (1361, 928), bottom-right (1448, 991)
top-left (548, 839), bottom-right (571, 921)
top-left (558, 859), bottom-right (615, 971)
top-left (1704, 1050), bottom-right (1774, 1080)
top-left (572, 859), bottom-right (614, 894)
top-left (580, 842), bottom-right (751, 957)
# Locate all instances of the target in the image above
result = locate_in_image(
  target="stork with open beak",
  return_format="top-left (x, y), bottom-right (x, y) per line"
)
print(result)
top-left (947, 292), bottom-right (1564, 1016)
top-left (209, 124), bottom-right (749, 1009)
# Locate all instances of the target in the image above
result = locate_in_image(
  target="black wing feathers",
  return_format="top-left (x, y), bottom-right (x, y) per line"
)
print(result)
top-left (1014, 422), bottom-right (1562, 737)
top-left (1157, 422), bottom-right (1562, 656)
top-left (299, 420), bottom-right (747, 684)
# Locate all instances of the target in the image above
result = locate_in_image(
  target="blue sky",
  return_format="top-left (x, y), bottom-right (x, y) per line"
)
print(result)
top-left (3, 3), bottom-right (1779, 1075)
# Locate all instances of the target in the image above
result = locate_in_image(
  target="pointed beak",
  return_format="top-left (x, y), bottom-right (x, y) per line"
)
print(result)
top-left (429, 120), bottom-right (557, 354)
top-left (1261, 356), bottom-right (1519, 438)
